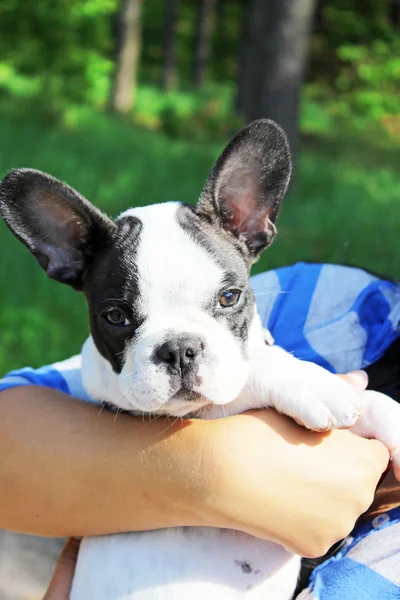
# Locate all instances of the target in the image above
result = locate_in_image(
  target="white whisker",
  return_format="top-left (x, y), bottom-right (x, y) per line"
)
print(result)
top-left (113, 408), bottom-right (123, 422)
top-left (254, 290), bottom-right (289, 297)
top-left (97, 402), bottom-right (107, 417)
top-left (157, 416), bottom-right (181, 437)
top-left (121, 370), bottom-right (135, 380)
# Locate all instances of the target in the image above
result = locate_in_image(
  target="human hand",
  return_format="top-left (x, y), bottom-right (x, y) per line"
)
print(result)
top-left (43, 538), bottom-right (80, 599)
top-left (194, 372), bottom-right (389, 558)
top-left (351, 388), bottom-right (400, 481)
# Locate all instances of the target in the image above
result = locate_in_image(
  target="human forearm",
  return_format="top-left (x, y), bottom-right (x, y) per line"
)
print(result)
top-left (0, 381), bottom-right (389, 558)
top-left (0, 386), bottom-right (209, 537)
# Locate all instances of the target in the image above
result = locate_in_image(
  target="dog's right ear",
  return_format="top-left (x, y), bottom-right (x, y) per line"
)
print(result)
top-left (197, 119), bottom-right (291, 259)
top-left (0, 169), bottom-right (116, 290)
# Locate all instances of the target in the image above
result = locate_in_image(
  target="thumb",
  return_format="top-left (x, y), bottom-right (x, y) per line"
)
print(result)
top-left (43, 537), bottom-right (81, 600)
top-left (337, 370), bottom-right (369, 393)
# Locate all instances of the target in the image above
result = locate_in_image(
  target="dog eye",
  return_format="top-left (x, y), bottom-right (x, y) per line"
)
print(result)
top-left (219, 290), bottom-right (241, 308)
top-left (103, 309), bottom-right (130, 327)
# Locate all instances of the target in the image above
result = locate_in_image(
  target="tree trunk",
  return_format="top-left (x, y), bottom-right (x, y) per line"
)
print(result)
top-left (236, 0), bottom-right (267, 115)
top-left (193, 0), bottom-right (218, 88)
top-left (390, 0), bottom-right (400, 27)
top-left (163, 0), bottom-right (180, 91)
top-left (236, 0), bottom-right (316, 163)
top-left (314, 0), bottom-right (324, 31)
top-left (110, 0), bottom-right (143, 114)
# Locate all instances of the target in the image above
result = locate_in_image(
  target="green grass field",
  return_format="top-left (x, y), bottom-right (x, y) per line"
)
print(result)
top-left (0, 111), bottom-right (399, 374)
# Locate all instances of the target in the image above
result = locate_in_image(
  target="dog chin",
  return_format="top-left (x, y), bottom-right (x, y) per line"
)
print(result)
top-left (158, 390), bottom-right (211, 417)
top-left (118, 390), bottom-right (210, 417)
top-left (160, 401), bottom-right (210, 417)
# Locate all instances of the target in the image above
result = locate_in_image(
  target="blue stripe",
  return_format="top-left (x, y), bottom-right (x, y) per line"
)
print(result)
top-left (0, 366), bottom-right (70, 395)
top-left (308, 506), bottom-right (400, 598)
top-left (0, 379), bottom-right (28, 392)
top-left (353, 281), bottom-right (400, 367)
top-left (267, 263), bottom-right (334, 371)
top-left (311, 557), bottom-right (400, 599)
top-left (345, 505), bottom-right (400, 547)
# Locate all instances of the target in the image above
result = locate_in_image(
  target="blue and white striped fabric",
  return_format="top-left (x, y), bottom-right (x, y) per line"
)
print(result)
top-left (298, 507), bottom-right (400, 599)
top-left (251, 262), bottom-right (400, 373)
top-left (1, 261), bottom-right (400, 599)
top-left (0, 354), bottom-right (93, 402)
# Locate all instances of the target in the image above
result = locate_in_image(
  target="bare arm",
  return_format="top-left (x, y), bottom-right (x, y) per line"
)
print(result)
top-left (0, 381), bottom-right (388, 558)
top-left (0, 385), bottom-right (209, 536)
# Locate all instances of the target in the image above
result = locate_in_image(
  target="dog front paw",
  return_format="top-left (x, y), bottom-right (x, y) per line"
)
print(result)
top-left (271, 360), bottom-right (363, 432)
top-left (351, 390), bottom-right (400, 481)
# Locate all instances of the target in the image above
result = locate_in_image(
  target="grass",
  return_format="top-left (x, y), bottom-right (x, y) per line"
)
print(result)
top-left (0, 109), bottom-right (399, 374)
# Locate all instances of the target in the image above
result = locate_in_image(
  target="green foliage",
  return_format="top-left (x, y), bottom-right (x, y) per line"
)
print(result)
top-left (0, 111), bottom-right (399, 374)
top-left (0, 0), bottom-right (117, 112)
top-left (140, 1), bottom-right (243, 87)
top-left (334, 39), bottom-right (400, 121)
top-left (321, 1), bottom-right (391, 46)
top-left (310, 0), bottom-right (400, 125)
top-left (0, 0), bottom-right (398, 132)
top-left (134, 83), bottom-right (242, 141)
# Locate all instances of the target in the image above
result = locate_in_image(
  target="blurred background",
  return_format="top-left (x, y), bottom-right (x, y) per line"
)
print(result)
top-left (0, 1), bottom-right (399, 596)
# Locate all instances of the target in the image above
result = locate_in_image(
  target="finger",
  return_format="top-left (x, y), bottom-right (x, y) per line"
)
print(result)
top-left (391, 449), bottom-right (400, 482)
top-left (364, 438), bottom-right (391, 473)
top-left (43, 537), bottom-right (81, 600)
top-left (337, 370), bottom-right (368, 392)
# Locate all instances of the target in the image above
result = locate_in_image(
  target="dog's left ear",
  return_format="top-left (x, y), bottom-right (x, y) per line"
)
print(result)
top-left (197, 119), bottom-right (291, 257)
top-left (0, 168), bottom-right (116, 290)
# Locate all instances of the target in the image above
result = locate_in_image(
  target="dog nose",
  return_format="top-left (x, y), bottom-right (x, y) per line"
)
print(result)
top-left (155, 336), bottom-right (204, 374)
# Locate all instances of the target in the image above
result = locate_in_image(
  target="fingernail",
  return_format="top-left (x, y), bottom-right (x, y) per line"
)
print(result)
top-left (348, 370), bottom-right (369, 386)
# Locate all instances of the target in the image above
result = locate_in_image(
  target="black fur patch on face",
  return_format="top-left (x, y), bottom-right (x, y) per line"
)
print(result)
top-left (83, 215), bottom-right (143, 373)
top-left (176, 204), bottom-right (255, 350)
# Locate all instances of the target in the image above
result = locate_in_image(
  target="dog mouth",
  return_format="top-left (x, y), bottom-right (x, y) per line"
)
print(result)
top-left (170, 388), bottom-right (202, 403)
top-left (159, 388), bottom-right (211, 417)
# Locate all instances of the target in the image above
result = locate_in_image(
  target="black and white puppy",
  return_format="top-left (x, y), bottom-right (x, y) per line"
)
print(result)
top-left (1, 120), bottom-right (400, 600)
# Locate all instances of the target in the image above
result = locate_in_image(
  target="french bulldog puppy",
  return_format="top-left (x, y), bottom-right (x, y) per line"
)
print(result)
top-left (1, 120), bottom-right (399, 600)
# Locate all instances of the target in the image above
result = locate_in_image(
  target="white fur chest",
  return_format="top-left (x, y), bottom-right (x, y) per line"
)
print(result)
top-left (71, 528), bottom-right (300, 600)
top-left (73, 318), bottom-right (302, 600)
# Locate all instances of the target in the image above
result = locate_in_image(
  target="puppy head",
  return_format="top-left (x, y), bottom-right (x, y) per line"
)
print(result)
top-left (0, 120), bottom-right (291, 416)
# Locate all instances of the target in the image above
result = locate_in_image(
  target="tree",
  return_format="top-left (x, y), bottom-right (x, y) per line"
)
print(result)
top-left (390, 0), bottom-right (400, 26)
top-left (236, 0), bottom-right (317, 162)
top-left (163, 0), bottom-right (180, 91)
top-left (235, 0), bottom-right (265, 121)
top-left (193, 0), bottom-right (218, 88)
top-left (110, 0), bottom-right (143, 114)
